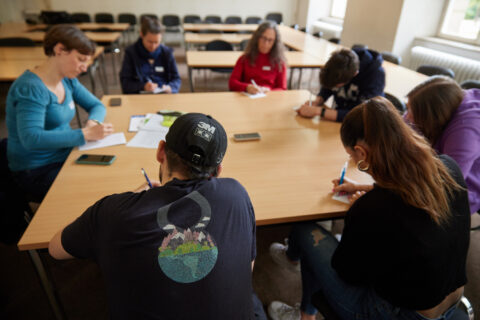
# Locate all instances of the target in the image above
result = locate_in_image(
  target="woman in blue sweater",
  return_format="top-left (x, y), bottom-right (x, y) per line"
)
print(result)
top-left (6, 25), bottom-right (114, 202)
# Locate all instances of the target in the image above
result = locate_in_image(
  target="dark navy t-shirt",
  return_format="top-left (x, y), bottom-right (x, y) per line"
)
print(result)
top-left (62, 177), bottom-right (256, 320)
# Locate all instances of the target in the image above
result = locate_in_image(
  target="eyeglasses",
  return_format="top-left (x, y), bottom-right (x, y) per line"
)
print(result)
top-left (259, 36), bottom-right (275, 43)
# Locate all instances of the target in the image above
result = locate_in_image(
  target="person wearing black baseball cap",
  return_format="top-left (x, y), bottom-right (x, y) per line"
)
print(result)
top-left (49, 113), bottom-right (264, 319)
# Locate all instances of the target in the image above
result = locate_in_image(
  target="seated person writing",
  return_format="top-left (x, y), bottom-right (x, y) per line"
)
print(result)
top-left (6, 25), bottom-right (113, 203)
top-left (49, 113), bottom-right (263, 319)
top-left (229, 21), bottom-right (287, 94)
top-left (269, 97), bottom-right (470, 320)
top-left (297, 48), bottom-right (385, 122)
top-left (120, 17), bottom-right (181, 94)
top-left (406, 76), bottom-right (480, 215)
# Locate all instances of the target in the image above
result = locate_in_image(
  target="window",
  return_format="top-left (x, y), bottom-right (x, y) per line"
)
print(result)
top-left (330, 0), bottom-right (348, 19)
top-left (440, 0), bottom-right (480, 43)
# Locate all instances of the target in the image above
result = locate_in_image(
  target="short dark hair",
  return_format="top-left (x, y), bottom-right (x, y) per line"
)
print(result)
top-left (141, 16), bottom-right (162, 35)
top-left (164, 144), bottom-right (218, 180)
top-left (320, 49), bottom-right (359, 89)
top-left (44, 24), bottom-right (96, 57)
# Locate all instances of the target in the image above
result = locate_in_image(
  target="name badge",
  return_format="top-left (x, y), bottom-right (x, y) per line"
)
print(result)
top-left (69, 101), bottom-right (75, 110)
top-left (155, 66), bottom-right (165, 72)
top-left (262, 65), bottom-right (271, 71)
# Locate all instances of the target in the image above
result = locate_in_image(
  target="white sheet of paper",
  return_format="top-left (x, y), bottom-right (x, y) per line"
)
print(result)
top-left (78, 132), bottom-right (127, 151)
top-left (137, 113), bottom-right (166, 131)
top-left (126, 128), bottom-right (169, 149)
top-left (242, 92), bottom-right (266, 99)
top-left (128, 115), bottom-right (146, 132)
top-left (139, 87), bottom-right (165, 94)
top-left (332, 192), bottom-right (350, 204)
top-left (292, 105), bottom-right (302, 111)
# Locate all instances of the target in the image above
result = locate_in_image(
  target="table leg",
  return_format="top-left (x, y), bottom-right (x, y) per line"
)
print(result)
top-left (297, 68), bottom-right (303, 89)
top-left (188, 67), bottom-right (194, 92)
top-left (99, 54), bottom-right (109, 94)
top-left (288, 68), bottom-right (294, 89)
top-left (28, 250), bottom-right (67, 320)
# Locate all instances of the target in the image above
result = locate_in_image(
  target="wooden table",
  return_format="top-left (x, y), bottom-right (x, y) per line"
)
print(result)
top-left (186, 51), bottom-right (324, 91)
top-left (184, 32), bottom-right (251, 45)
top-left (383, 61), bottom-right (428, 98)
top-left (183, 23), bottom-right (258, 32)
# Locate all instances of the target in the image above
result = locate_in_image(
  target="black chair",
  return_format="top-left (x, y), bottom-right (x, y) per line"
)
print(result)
top-left (381, 51), bottom-right (401, 65)
top-left (329, 37), bottom-right (340, 44)
top-left (95, 12), bottom-right (114, 23)
top-left (240, 39), bottom-right (250, 51)
top-left (352, 44), bottom-right (368, 50)
top-left (313, 31), bottom-right (323, 38)
top-left (291, 24), bottom-right (299, 30)
top-left (162, 14), bottom-right (181, 28)
top-left (265, 12), bottom-right (282, 24)
top-left (205, 15), bottom-right (222, 24)
top-left (384, 92), bottom-right (406, 114)
top-left (225, 16), bottom-right (242, 24)
top-left (71, 12), bottom-right (91, 23)
top-left (118, 13), bottom-right (137, 25)
top-left (198, 29), bottom-right (222, 34)
top-left (0, 37), bottom-right (36, 47)
top-left (183, 15), bottom-right (201, 23)
top-left (140, 14), bottom-right (159, 23)
top-left (300, 27), bottom-right (307, 32)
top-left (245, 16), bottom-right (262, 24)
top-left (460, 79), bottom-right (480, 89)
top-left (416, 65), bottom-right (455, 78)
top-left (312, 291), bottom-right (474, 320)
top-left (206, 40), bottom-right (234, 73)
top-left (238, 30), bottom-right (254, 34)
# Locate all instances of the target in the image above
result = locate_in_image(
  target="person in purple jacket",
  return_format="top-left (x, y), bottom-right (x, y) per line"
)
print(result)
top-left (406, 76), bottom-right (480, 214)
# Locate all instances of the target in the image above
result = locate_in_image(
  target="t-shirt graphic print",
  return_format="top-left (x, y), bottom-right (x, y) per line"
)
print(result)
top-left (156, 191), bottom-right (218, 283)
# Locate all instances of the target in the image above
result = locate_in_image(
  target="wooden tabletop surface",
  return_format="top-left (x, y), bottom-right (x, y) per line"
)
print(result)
top-left (184, 32), bottom-right (252, 44)
top-left (17, 90), bottom-right (373, 250)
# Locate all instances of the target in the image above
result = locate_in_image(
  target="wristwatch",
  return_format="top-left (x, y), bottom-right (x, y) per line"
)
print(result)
top-left (320, 108), bottom-right (326, 118)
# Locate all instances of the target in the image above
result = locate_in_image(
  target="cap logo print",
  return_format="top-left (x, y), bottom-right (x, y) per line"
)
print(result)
top-left (194, 121), bottom-right (216, 142)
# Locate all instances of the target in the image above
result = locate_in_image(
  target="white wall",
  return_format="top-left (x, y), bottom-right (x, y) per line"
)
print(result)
top-left (44, 0), bottom-right (298, 25)
top-left (0, 0), bottom-right (49, 23)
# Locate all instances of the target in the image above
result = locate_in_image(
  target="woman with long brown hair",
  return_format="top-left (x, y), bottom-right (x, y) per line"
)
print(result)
top-left (229, 21), bottom-right (287, 94)
top-left (268, 97), bottom-right (470, 320)
top-left (406, 76), bottom-right (480, 215)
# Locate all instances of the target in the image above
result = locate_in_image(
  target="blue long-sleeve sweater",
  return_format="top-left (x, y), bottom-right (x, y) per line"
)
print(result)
top-left (120, 39), bottom-right (181, 94)
top-left (6, 70), bottom-right (106, 171)
top-left (319, 48), bottom-right (385, 122)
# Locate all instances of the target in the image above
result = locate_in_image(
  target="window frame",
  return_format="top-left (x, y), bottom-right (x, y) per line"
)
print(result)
top-left (437, 0), bottom-right (480, 45)
top-left (329, 0), bottom-right (348, 20)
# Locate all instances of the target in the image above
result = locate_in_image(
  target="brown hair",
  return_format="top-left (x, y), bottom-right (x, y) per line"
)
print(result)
top-left (407, 76), bottom-right (464, 144)
top-left (340, 97), bottom-right (461, 225)
top-left (164, 145), bottom-right (218, 180)
top-left (44, 24), bottom-right (96, 57)
top-left (244, 21), bottom-right (286, 71)
top-left (141, 16), bottom-right (162, 35)
top-left (320, 49), bottom-right (359, 89)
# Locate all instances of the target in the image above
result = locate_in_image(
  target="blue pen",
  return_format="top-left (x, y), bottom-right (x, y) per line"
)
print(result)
top-left (339, 161), bottom-right (348, 185)
top-left (141, 168), bottom-right (153, 189)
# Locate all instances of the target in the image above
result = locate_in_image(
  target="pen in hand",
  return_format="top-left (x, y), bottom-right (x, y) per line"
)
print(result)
top-left (141, 168), bottom-right (153, 189)
top-left (92, 119), bottom-right (103, 125)
top-left (338, 161), bottom-right (348, 195)
top-left (251, 79), bottom-right (262, 93)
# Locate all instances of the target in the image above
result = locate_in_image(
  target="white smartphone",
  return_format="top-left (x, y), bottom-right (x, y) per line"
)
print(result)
top-left (233, 132), bottom-right (261, 141)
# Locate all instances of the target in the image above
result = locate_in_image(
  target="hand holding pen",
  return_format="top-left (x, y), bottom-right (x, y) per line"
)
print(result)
top-left (144, 76), bottom-right (158, 92)
top-left (134, 168), bottom-right (161, 192)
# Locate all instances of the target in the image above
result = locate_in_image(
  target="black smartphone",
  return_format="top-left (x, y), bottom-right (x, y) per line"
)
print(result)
top-left (75, 154), bottom-right (116, 165)
top-left (109, 97), bottom-right (122, 107)
top-left (233, 132), bottom-right (261, 141)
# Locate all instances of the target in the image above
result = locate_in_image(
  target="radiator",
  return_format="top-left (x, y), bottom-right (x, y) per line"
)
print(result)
top-left (310, 21), bottom-right (342, 40)
top-left (410, 46), bottom-right (480, 83)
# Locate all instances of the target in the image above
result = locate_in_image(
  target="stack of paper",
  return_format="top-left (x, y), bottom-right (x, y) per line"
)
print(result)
top-left (127, 114), bottom-right (169, 149)
top-left (79, 132), bottom-right (127, 151)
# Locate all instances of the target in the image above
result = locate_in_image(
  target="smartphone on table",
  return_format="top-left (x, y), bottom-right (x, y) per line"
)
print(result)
top-left (75, 154), bottom-right (116, 165)
top-left (233, 132), bottom-right (261, 141)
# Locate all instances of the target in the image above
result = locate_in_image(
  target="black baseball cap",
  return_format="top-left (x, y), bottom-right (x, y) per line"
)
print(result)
top-left (165, 113), bottom-right (227, 169)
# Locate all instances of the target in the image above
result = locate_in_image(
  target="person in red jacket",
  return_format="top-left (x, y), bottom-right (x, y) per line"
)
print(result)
top-left (229, 21), bottom-right (287, 94)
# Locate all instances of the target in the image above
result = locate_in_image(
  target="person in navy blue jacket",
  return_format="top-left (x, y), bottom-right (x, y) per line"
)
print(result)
top-left (297, 47), bottom-right (385, 122)
top-left (120, 17), bottom-right (181, 94)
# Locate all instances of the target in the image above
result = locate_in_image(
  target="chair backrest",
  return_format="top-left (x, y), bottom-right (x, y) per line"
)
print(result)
top-left (352, 44), bottom-right (368, 50)
top-left (291, 24), bottom-right (299, 30)
top-left (162, 14), bottom-right (180, 27)
top-left (381, 51), bottom-right (402, 65)
top-left (140, 14), bottom-right (159, 23)
top-left (71, 12), bottom-right (91, 23)
top-left (384, 92), bottom-right (406, 114)
top-left (95, 12), bottom-right (114, 23)
top-left (460, 79), bottom-right (480, 90)
top-left (225, 16), bottom-right (242, 24)
top-left (90, 27), bottom-right (115, 33)
top-left (416, 65), bottom-right (455, 78)
top-left (265, 12), bottom-right (282, 24)
top-left (118, 13), bottom-right (137, 25)
top-left (183, 15), bottom-right (201, 23)
top-left (206, 40), bottom-right (233, 51)
top-left (205, 15), bottom-right (222, 24)
top-left (198, 29), bottom-right (222, 34)
top-left (0, 37), bottom-right (36, 47)
top-left (314, 31), bottom-right (323, 38)
top-left (245, 16), bottom-right (262, 24)
top-left (240, 39), bottom-right (250, 51)
top-left (329, 37), bottom-right (340, 44)
top-left (40, 10), bottom-right (73, 24)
